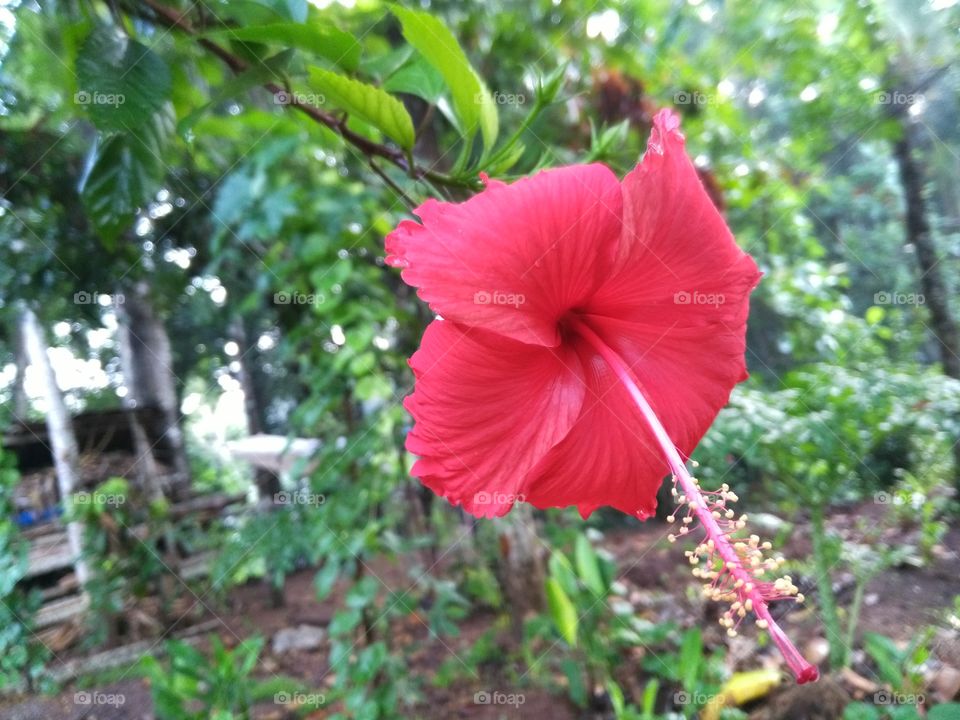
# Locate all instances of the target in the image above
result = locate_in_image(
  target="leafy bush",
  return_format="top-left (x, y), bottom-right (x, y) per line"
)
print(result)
top-left (0, 448), bottom-right (49, 692)
top-left (141, 635), bottom-right (318, 720)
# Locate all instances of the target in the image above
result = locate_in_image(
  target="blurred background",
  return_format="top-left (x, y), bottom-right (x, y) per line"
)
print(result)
top-left (1, 0), bottom-right (959, 718)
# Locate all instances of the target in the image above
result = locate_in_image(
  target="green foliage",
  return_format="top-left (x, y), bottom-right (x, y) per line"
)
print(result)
top-left (75, 26), bottom-right (172, 133)
top-left (545, 576), bottom-right (578, 646)
top-left (80, 109), bottom-right (175, 245)
top-left (2, 0), bottom-right (960, 715)
top-left (391, 5), bottom-right (498, 150)
top-left (141, 635), bottom-right (318, 720)
top-left (539, 532), bottom-right (726, 715)
top-left (71, 477), bottom-right (221, 646)
top-left (204, 22), bottom-right (361, 70)
top-left (862, 631), bottom-right (931, 694)
top-left (74, 24), bottom-right (175, 244)
top-left (307, 67), bottom-right (415, 149)
top-left (0, 448), bottom-right (50, 692)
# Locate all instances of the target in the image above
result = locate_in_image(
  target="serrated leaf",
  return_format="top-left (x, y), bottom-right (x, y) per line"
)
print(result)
top-left (75, 26), bottom-right (171, 133)
top-left (80, 107), bottom-right (173, 245)
top-left (306, 67), bottom-right (415, 150)
top-left (206, 22), bottom-right (360, 70)
top-left (545, 577), bottom-right (578, 647)
top-left (390, 5), bottom-right (498, 149)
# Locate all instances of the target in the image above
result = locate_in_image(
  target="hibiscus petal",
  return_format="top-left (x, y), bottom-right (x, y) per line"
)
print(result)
top-left (592, 109), bottom-right (761, 323)
top-left (385, 165), bottom-right (622, 347)
top-left (523, 336), bottom-right (666, 519)
top-left (404, 319), bottom-right (586, 518)
top-left (526, 110), bottom-right (760, 518)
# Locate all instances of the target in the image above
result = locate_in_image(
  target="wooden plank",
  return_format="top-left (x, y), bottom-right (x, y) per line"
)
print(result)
top-left (45, 618), bottom-right (222, 684)
top-left (25, 530), bottom-right (74, 578)
top-left (35, 594), bottom-right (89, 629)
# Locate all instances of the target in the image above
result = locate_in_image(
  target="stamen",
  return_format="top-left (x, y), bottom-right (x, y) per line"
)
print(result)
top-left (571, 318), bottom-right (818, 684)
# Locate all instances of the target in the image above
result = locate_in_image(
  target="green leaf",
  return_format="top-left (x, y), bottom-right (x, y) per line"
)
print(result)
top-left (863, 632), bottom-right (905, 686)
top-left (314, 560), bottom-right (340, 601)
top-left (177, 50), bottom-right (295, 136)
top-left (390, 5), bottom-right (498, 149)
top-left (573, 535), bottom-right (606, 598)
top-left (205, 22), bottom-right (361, 70)
top-left (545, 577), bottom-right (578, 647)
top-left (306, 67), bottom-right (415, 150)
top-left (80, 107), bottom-right (173, 245)
top-left (678, 628), bottom-right (703, 691)
top-left (641, 678), bottom-right (660, 719)
top-left (215, 0), bottom-right (307, 24)
top-left (560, 657), bottom-right (587, 707)
top-left (887, 707), bottom-right (922, 720)
top-left (383, 55), bottom-right (446, 104)
top-left (75, 26), bottom-right (172, 133)
top-left (607, 679), bottom-right (625, 715)
top-left (547, 551), bottom-right (578, 597)
top-left (345, 576), bottom-right (378, 610)
top-left (929, 704), bottom-right (960, 720)
top-left (329, 608), bottom-right (363, 636)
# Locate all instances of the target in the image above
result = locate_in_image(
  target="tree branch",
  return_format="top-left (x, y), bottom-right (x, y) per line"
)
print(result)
top-left (140, 0), bottom-right (478, 191)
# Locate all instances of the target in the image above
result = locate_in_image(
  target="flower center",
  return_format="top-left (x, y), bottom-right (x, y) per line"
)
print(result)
top-left (567, 316), bottom-right (818, 685)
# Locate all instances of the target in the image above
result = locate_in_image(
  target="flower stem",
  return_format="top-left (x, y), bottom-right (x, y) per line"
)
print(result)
top-left (571, 318), bottom-right (818, 684)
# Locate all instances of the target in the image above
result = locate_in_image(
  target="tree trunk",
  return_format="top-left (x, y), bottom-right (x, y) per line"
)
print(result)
top-left (893, 120), bottom-right (960, 485)
top-left (894, 123), bottom-right (960, 378)
top-left (117, 283), bottom-right (190, 491)
top-left (20, 307), bottom-right (90, 585)
top-left (12, 325), bottom-right (30, 419)
top-left (492, 504), bottom-right (546, 641)
top-left (229, 319), bottom-right (280, 501)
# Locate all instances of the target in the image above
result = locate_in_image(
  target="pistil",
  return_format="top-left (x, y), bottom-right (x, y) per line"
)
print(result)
top-left (571, 317), bottom-right (818, 684)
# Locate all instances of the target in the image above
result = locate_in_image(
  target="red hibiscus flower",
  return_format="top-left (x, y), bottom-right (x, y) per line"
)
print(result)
top-left (386, 109), bottom-right (817, 684)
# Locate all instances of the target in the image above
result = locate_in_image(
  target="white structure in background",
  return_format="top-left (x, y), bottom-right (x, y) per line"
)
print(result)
top-left (225, 434), bottom-right (321, 479)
